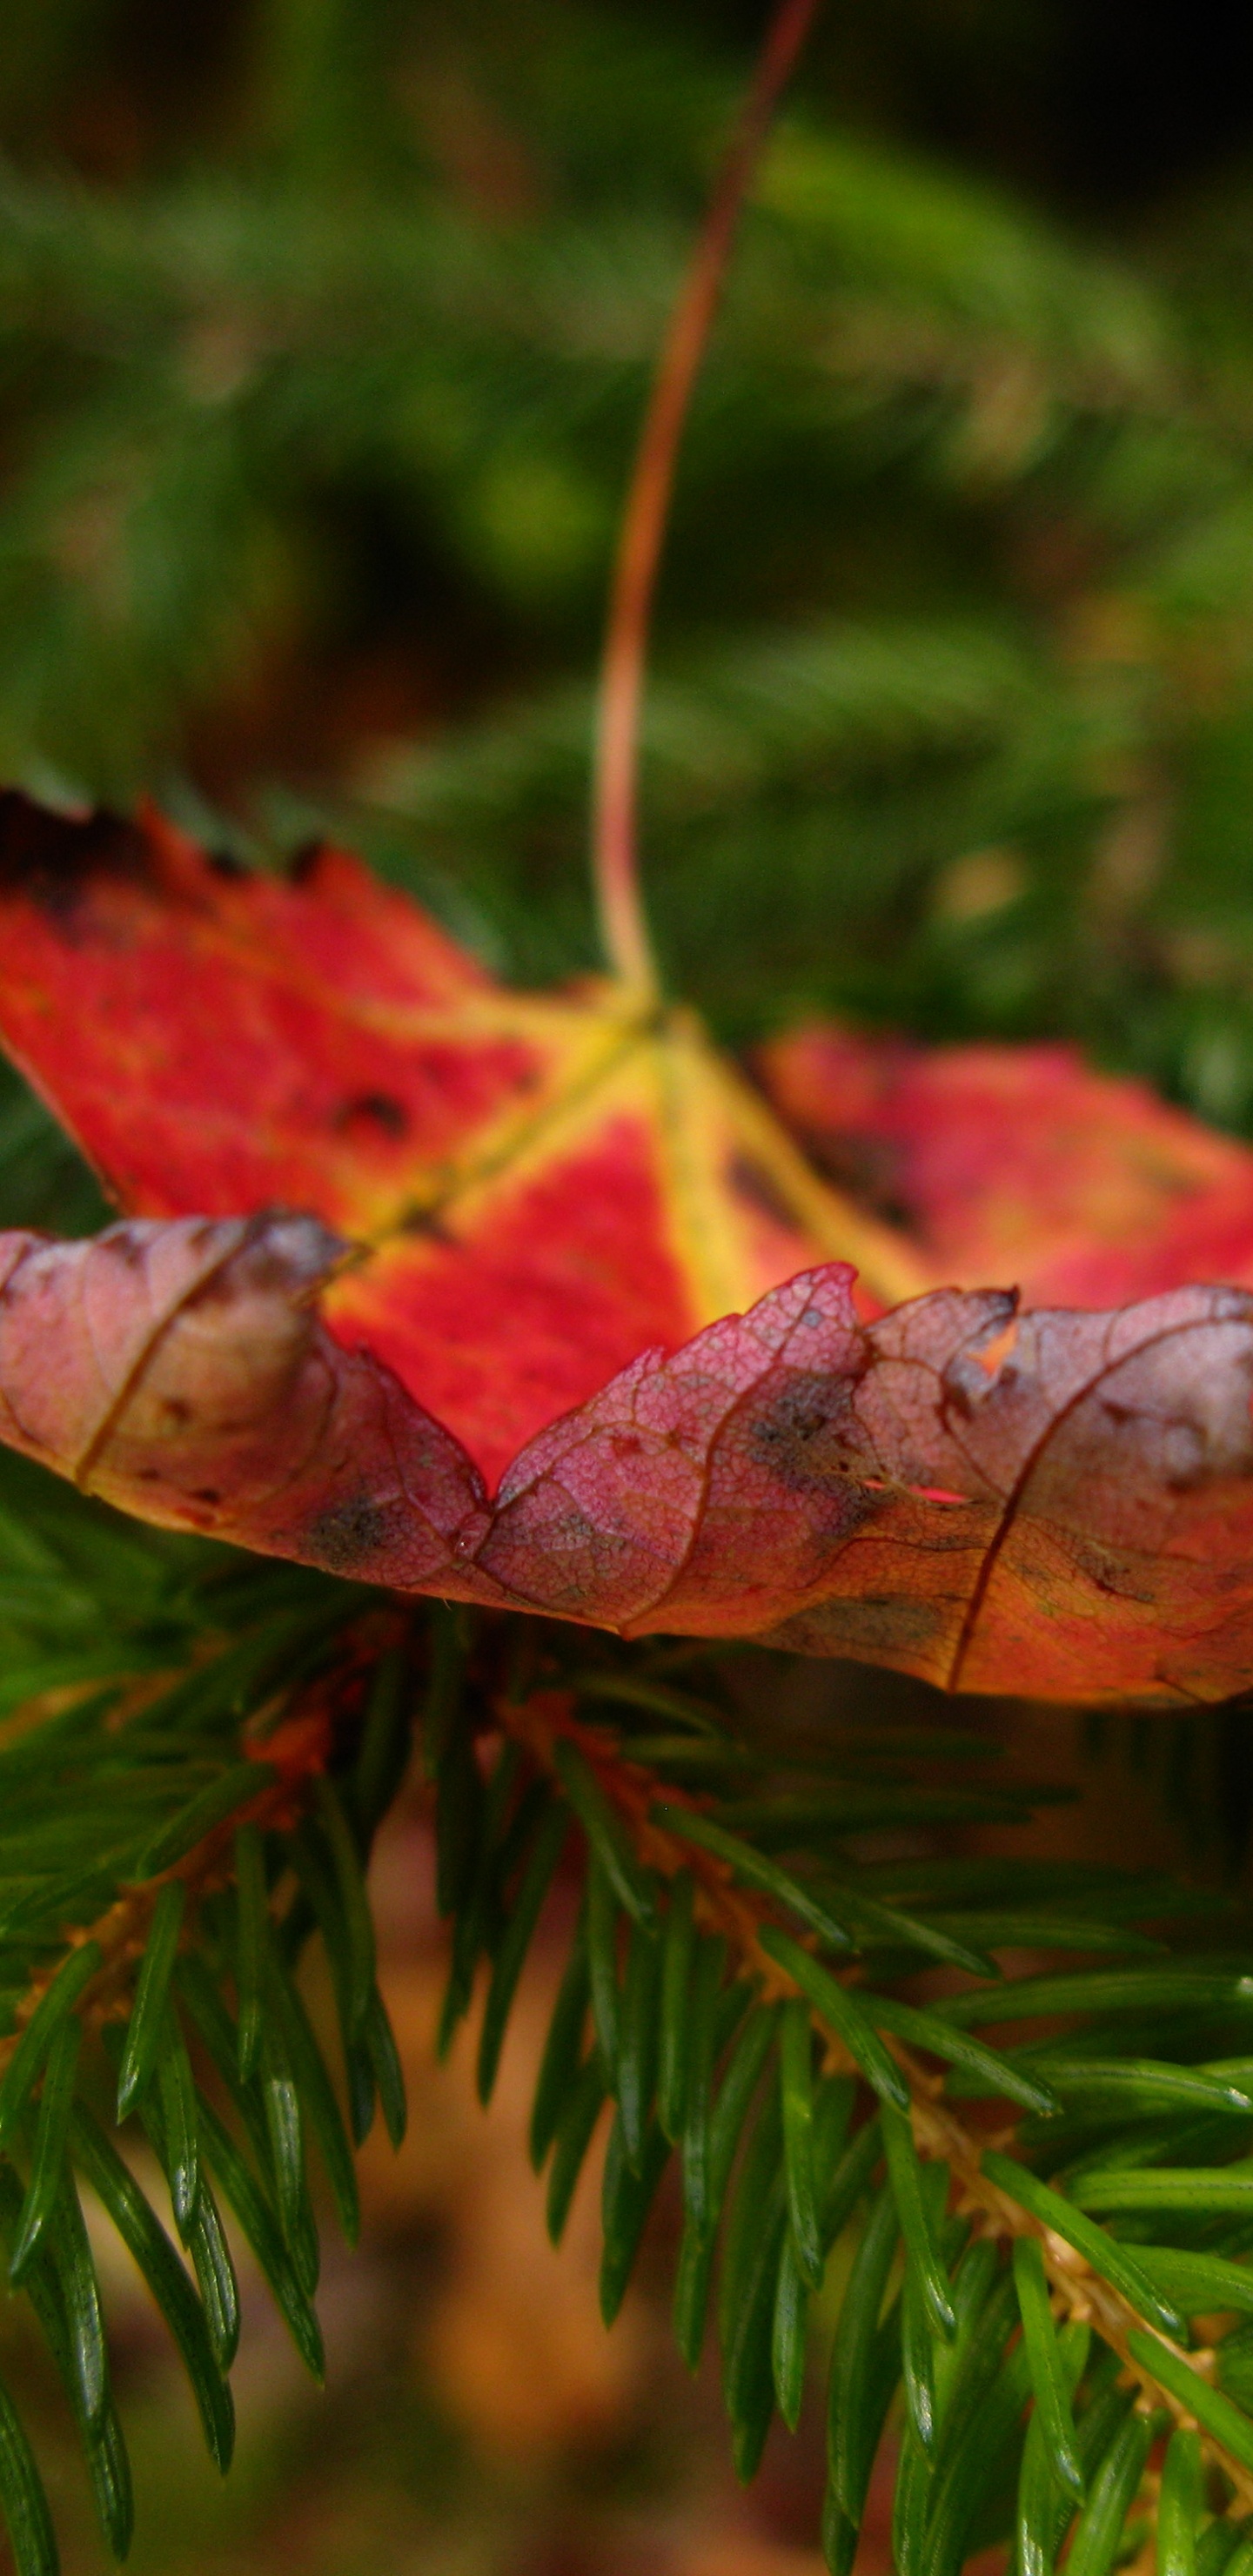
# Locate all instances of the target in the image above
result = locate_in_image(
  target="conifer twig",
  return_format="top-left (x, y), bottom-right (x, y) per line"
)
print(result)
top-left (499, 1683), bottom-right (1253, 2514)
top-left (591, 0), bottom-right (821, 998)
top-left (0, 1654), bottom-right (359, 2074)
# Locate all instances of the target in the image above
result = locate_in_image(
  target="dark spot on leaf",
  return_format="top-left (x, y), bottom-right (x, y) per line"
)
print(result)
top-left (336, 1091), bottom-right (409, 1139)
top-left (765, 1596), bottom-right (941, 1655)
top-left (103, 1227), bottom-right (148, 1270)
top-left (0, 1251), bottom-right (49, 1308)
top-left (727, 1152), bottom-right (800, 1235)
top-left (191, 1487), bottom-right (221, 1505)
top-left (305, 1492), bottom-right (394, 1573)
top-left (749, 1366), bottom-right (871, 1501)
top-left (1071, 1540), bottom-right (1153, 1602)
top-left (399, 1204), bottom-right (454, 1241)
top-left (781, 1120), bottom-right (915, 1233)
top-left (206, 847), bottom-right (251, 881)
top-left (0, 788), bottom-right (153, 926)
top-left (289, 837), bottom-right (328, 887)
top-left (162, 1397), bottom-right (192, 1426)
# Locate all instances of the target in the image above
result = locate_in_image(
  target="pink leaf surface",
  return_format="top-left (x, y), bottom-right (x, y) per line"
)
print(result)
top-left (3, 1213), bottom-right (1252, 1704)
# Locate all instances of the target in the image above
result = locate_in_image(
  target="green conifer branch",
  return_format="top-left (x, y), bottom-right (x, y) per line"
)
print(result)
top-left (487, 1657), bottom-right (1253, 2526)
top-left (3, 1477), bottom-right (1253, 2573)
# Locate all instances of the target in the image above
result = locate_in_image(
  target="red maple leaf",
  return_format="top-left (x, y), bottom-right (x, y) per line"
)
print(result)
top-left (3, 0), bottom-right (1253, 1707)
top-left (759, 1021), bottom-right (1253, 1312)
top-left (1, 792), bottom-right (1253, 1707)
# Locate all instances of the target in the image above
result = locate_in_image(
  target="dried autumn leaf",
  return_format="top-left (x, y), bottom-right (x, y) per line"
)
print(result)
top-left (1, 795), bottom-right (1253, 1703)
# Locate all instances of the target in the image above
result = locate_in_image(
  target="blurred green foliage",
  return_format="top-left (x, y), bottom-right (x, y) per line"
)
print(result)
top-left (1, 0), bottom-right (1253, 1117)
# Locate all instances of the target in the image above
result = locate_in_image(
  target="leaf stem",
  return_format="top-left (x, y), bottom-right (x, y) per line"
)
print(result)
top-left (591, 0), bottom-right (821, 998)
